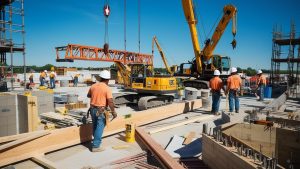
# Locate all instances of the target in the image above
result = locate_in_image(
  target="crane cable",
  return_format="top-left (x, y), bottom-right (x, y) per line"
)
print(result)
top-left (138, 0), bottom-right (141, 53)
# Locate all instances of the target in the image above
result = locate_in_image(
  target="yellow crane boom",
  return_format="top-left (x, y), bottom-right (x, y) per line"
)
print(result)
top-left (202, 4), bottom-right (237, 60)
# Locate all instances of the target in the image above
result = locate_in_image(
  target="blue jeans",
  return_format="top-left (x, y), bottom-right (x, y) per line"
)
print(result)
top-left (40, 77), bottom-right (44, 86)
top-left (74, 77), bottom-right (78, 87)
top-left (90, 107), bottom-right (106, 148)
top-left (211, 91), bottom-right (221, 113)
top-left (50, 78), bottom-right (55, 89)
top-left (229, 90), bottom-right (239, 113)
top-left (258, 85), bottom-right (264, 101)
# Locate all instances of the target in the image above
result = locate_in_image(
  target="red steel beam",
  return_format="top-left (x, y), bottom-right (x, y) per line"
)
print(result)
top-left (56, 44), bottom-right (153, 65)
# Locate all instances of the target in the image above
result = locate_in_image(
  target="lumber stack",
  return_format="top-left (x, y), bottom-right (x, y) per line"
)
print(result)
top-left (65, 102), bottom-right (87, 110)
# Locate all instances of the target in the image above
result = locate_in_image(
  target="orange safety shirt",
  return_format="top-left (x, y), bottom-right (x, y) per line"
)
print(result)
top-left (40, 72), bottom-right (46, 78)
top-left (227, 74), bottom-right (242, 90)
top-left (257, 75), bottom-right (266, 86)
top-left (29, 74), bottom-right (34, 78)
top-left (88, 82), bottom-right (113, 107)
top-left (209, 76), bottom-right (223, 91)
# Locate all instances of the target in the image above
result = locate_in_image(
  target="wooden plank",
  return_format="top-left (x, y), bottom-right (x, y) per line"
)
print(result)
top-left (27, 96), bottom-right (39, 132)
top-left (148, 114), bottom-right (213, 134)
top-left (0, 130), bottom-right (48, 144)
top-left (135, 127), bottom-right (185, 169)
top-left (0, 131), bottom-right (50, 152)
top-left (32, 155), bottom-right (58, 169)
top-left (183, 132), bottom-right (196, 145)
top-left (0, 99), bottom-right (201, 166)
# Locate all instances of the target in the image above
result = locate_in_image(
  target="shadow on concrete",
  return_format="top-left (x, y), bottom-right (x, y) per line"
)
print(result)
top-left (174, 138), bottom-right (202, 158)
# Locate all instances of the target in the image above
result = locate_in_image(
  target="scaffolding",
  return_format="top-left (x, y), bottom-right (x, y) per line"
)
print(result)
top-left (271, 22), bottom-right (300, 95)
top-left (0, 0), bottom-right (25, 91)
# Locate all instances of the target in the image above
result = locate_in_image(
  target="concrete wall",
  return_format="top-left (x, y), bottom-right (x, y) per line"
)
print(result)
top-left (31, 91), bottom-right (54, 115)
top-left (276, 128), bottom-right (300, 169)
top-left (0, 94), bottom-right (19, 136)
top-left (223, 123), bottom-right (276, 157)
top-left (202, 134), bottom-right (256, 169)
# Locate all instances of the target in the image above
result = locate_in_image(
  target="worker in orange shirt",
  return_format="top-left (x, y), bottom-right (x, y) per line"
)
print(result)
top-left (256, 70), bottom-right (266, 101)
top-left (39, 70), bottom-right (47, 86)
top-left (209, 70), bottom-right (226, 115)
top-left (87, 70), bottom-right (117, 152)
top-left (226, 67), bottom-right (242, 113)
top-left (49, 71), bottom-right (56, 89)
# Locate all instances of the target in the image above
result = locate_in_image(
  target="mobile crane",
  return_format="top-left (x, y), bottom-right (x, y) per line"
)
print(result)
top-left (177, 0), bottom-right (237, 89)
top-left (113, 61), bottom-right (177, 110)
top-left (152, 36), bottom-right (177, 75)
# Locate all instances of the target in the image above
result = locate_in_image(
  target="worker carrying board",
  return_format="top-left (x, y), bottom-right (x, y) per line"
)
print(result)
top-left (87, 70), bottom-right (117, 152)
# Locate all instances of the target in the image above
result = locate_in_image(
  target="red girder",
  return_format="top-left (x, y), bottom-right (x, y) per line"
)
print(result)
top-left (56, 44), bottom-right (153, 65)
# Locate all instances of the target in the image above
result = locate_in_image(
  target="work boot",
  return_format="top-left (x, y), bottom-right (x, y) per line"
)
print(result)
top-left (92, 147), bottom-right (105, 152)
top-left (214, 112), bottom-right (220, 116)
top-left (235, 110), bottom-right (239, 113)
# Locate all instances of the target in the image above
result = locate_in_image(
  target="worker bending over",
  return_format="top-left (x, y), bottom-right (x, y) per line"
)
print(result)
top-left (256, 70), bottom-right (266, 101)
top-left (87, 70), bottom-right (117, 152)
top-left (226, 67), bottom-right (242, 113)
top-left (209, 70), bottom-right (225, 115)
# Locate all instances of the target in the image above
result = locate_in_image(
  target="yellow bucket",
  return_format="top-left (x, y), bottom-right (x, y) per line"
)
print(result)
top-left (125, 123), bottom-right (135, 143)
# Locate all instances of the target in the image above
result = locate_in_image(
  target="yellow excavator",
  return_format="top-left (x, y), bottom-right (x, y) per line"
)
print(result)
top-left (113, 61), bottom-right (177, 110)
top-left (152, 36), bottom-right (177, 75)
top-left (177, 0), bottom-right (237, 89)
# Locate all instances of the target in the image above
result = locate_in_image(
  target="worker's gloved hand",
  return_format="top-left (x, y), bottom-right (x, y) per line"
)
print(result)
top-left (111, 111), bottom-right (117, 119)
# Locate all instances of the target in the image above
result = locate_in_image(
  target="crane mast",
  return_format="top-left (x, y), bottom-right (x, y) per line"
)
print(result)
top-left (181, 0), bottom-right (203, 74)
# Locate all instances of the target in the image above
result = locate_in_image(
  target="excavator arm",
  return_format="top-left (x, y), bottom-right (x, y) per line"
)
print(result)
top-left (114, 61), bottom-right (131, 89)
top-left (181, 0), bottom-right (203, 74)
top-left (202, 4), bottom-right (237, 60)
top-left (152, 36), bottom-right (172, 75)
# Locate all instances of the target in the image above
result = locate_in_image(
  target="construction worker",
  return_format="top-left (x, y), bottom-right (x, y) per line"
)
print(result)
top-left (39, 71), bottom-right (46, 86)
top-left (226, 67), bottom-right (242, 113)
top-left (49, 71), bottom-right (56, 89)
top-left (29, 72), bottom-right (34, 84)
top-left (256, 70), bottom-right (266, 101)
top-left (209, 70), bottom-right (226, 115)
top-left (87, 70), bottom-right (117, 152)
top-left (73, 73), bottom-right (80, 87)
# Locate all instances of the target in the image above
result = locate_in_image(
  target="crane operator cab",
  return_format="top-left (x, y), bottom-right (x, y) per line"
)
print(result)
top-left (130, 63), bottom-right (177, 94)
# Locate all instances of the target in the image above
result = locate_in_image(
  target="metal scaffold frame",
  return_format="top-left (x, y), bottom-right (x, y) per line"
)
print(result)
top-left (271, 22), bottom-right (300, 95)
top-left (0, 0), bottom-right (26, 91)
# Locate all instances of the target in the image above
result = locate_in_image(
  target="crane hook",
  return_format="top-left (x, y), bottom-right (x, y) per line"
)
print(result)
top-left (231, 39), bottom-right (237, 49)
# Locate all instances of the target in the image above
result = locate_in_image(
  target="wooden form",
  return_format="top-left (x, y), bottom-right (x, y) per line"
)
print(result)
top-left (65, 102), bottom-right (87, 110)
top-left (135, 127), bottom-right (185, 169)
top-left (148, 115), bottom-right (214, 134)
top-left (0, 99), bottom-right (202, 167)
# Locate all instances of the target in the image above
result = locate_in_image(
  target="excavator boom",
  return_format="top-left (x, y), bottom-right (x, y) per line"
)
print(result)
top-left (152, 36), bottom-right (172, 75)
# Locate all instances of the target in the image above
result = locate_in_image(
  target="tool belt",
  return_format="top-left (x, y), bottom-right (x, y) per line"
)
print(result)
top-left (211, 89), bottom-right (221, 95)
top-left (230, 89), bottom-right (239, 96)
top-left (87, 106), bottom-right (106, 118)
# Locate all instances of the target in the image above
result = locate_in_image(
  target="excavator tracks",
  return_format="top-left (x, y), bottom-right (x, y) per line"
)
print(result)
top-left (138, 95), bottom-right (174, 110)
top-left (183, 79), bottom-right (209, 90)
top-left (114, 93), bottom-right (174, 111)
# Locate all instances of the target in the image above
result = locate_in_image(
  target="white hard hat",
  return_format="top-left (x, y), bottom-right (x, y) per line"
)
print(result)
top-left (44, 70), bottom-right (47, 73)
top-left (230, 67), bottom-right (237, 73)
top-left (99, 70), bottom-right (111, 79)
top-left (214, 70), bottom-right (220, 76)
top-left (257, 70), bottom-right (262, 74)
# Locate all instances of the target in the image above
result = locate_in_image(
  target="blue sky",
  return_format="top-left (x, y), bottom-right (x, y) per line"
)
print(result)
top-left (17, 0), bottom-right (300, 69)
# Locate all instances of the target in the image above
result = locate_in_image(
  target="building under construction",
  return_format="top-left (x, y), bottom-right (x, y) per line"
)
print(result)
top-left (271, 23), bottom-right (300, 97)
top-left (0, 0), bottom-right (25, 91)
